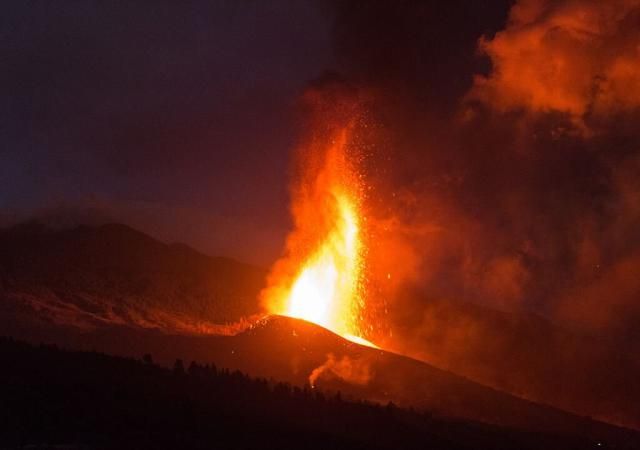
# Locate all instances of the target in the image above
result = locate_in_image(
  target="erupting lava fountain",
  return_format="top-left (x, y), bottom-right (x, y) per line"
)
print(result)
top-left (261, 121), bottom-right (376, 348)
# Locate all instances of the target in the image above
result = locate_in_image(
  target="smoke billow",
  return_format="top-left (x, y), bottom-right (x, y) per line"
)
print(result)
top-left (318, 0), bottom-right (640, 428)
top-left (322, 0), bottom-right (640, 339)
top-left (308, 353), bottom-right (372, 388)
top-left (469, 0), bottom-right (640, 130)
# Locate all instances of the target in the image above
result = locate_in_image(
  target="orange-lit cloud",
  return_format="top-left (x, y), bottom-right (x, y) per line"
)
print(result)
top-left (318, 0), bottom-right (640, 428)
top-left (469, 0), bottom-right (640, 127)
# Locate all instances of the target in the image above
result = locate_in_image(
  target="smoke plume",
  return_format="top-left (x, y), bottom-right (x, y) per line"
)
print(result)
top-left (308, 353), bottom-right (372, 388)
top-left (316, 0), bottom-right (640, 428)
top-left (469, 0), bottom-right (640, 130)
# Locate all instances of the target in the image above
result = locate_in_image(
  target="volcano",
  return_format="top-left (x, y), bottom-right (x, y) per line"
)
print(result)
top-left (1, 222), bottom-right (639, 447)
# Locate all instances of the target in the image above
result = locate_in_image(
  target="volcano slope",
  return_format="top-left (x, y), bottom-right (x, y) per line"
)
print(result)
top-left (2, 312), bottom-right (637, 447)
top-left (0, 222), bottom-right (638, 442)
top-left (383, 290), bottom-right (640, 430)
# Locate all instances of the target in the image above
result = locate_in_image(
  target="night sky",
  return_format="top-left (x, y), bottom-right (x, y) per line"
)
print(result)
top-left (1, 1), bottom-right (336, 263)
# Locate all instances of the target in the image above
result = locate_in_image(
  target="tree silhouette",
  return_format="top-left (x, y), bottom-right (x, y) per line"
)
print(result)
top-left (173, 358), bottom-right (185, 376)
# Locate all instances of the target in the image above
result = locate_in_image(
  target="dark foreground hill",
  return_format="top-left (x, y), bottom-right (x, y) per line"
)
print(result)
top-left (3, 312), bottom-right (637, 447)
top-left (1, 337), bottom-right (633, 450)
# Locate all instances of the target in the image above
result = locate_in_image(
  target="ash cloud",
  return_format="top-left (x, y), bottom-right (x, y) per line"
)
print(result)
top-left (469, 0), bottom-right (640, 130)
top-left (320, 0), bottom-right (640, 427)
top-left (324, 0), bottom-right (640, 337)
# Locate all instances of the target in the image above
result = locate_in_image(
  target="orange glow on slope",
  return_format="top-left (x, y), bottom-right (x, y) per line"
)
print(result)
top-left (262, 125), bottom-right (376, 348)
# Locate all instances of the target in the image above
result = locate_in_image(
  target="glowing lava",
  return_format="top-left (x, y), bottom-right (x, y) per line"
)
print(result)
top-left (286, 193), bottom-right (361, 333)
top-left (262, 124), bottom-right (376, 348)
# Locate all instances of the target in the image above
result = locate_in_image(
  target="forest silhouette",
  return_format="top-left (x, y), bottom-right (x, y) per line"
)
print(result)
top-left (0, 337), bottom-right (619, 450)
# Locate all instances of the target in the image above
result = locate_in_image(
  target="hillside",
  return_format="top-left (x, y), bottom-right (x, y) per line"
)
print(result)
top-left (2, 336), bottom-right (635, 450)
top-left (2, 311), bottom-right (636, 446)
top-left (385, 292), bottom-right (640, 429)
top-left (0, 222), bottom-right (266, 333)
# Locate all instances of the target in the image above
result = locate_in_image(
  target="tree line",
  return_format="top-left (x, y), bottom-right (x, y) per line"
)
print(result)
top-left (0, 336), bottom-right (606, 450)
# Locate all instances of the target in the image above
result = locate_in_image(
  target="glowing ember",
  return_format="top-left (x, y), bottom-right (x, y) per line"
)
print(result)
top-left (262, 124), bottom-right (377, 348)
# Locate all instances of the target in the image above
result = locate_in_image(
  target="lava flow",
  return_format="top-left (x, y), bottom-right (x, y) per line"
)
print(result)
top-left (262, 119), bottom-right (376, 348)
